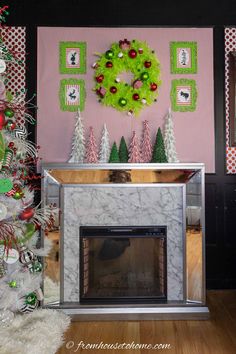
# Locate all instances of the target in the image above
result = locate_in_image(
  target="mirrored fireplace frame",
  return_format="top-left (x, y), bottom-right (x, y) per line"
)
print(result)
top-left (41, 163), bottom-right (208, 320)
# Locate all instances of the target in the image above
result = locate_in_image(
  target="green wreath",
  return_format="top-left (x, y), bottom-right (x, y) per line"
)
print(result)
top-left (93, 39), bottom-right (161, 116)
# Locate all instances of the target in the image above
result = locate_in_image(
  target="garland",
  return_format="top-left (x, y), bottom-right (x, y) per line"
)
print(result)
top-left (93, 39), bottom-right (161, 116)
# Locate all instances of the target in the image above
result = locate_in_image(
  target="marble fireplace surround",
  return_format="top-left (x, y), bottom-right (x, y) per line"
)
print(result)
top-left (62, 184), bottom-right (185, 303)
top-left (42, 163), bottom-right (210, 320)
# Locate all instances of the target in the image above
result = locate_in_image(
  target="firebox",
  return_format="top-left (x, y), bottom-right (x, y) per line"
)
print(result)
top-left (80, 226), bottom-right (167, 304)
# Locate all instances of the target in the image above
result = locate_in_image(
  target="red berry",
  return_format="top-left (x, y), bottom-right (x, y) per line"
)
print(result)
top-left (106, 61), bottom-right (113, 68)
top-left (132, 93), bottom-right (140, 100)
top-left (8, 142), bottom-right (14, 148)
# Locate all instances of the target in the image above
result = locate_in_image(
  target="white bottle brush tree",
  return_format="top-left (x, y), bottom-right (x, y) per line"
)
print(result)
top-left (163, 108), bottom-right (179, 163)
top-left (68, 109), bottom-right (85, 163)
top-left (99, 124), bottom-right (110, 163)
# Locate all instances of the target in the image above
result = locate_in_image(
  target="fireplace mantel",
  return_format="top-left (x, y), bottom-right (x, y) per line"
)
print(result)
top-left (41, 163), bottom-right (209, 320)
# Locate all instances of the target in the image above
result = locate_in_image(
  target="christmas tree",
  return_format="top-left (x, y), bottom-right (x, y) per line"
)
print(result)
top-left (68, 109), bottom-right (85, 163)
top-left (140, 120), bottom-right (152, 163)
top-left (128, 131), bottom-right (142, 163)
top-left (109, 142), bottom-right (120, 163)
top-left (118, 136), bottom-right (128, 163)
top-left (99, 123), bottom-right (110, 163)
top-left (164, 108), bottom-right (179, 163)
top-left (152, 127), bottom-right (168, 163)
top-left (85, 126), bottom-right (98, 163)
top-left (0, 7), bottom-right (57, 322)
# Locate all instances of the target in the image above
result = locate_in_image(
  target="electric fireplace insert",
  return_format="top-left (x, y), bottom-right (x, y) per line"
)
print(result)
top-left (80, 226), bottom-right (167, 304)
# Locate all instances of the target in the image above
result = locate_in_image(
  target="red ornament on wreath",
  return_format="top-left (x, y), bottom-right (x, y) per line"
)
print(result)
top-left (150, 83), bottom-right (158, 91)
top-left (19, 207), bottom-right (35, 221)
top-left (106, 61), bottom-right (113, 68)
top-left (110, 86), bottom-right (117, 94)
top-left (132, 93), bottom-right (140, 101)
top-left (96, 74), bottom-right (104, 83)
top-left (144, 60), bottom-right (152, 68)
top-left (128, 49), bottom-right (137, 59)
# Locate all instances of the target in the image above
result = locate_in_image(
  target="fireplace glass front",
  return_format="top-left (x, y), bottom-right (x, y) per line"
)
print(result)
top-left (80, 226), bottom-right (167, 304)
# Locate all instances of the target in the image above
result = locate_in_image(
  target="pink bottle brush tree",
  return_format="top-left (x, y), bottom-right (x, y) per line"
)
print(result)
top-left (140, 120), bottom-right (152, 163)
top-left (85, 126), bottom-right (98, 163)
top-left (128, 131), bottom-right (142, 163)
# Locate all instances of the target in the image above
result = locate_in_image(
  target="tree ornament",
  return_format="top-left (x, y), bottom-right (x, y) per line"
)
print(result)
top-left (25, 292), bottom-right (38, 305)
top-left (150, 83), bottom-right (158, 91)
top-left (24, 223), bottom-right (36, 239)
top-left (96, 74), bottom-right (104, 83)
top-left (138, 48), bottom-right (143, 54)
top-left (8, 280), bottom-right (17, 288)
top-left (119, 98), bottom-right (127, 107)
top-left (110, 86), bottom-right (117, 94)
top-left (4, 107), bottom-right (14, 118)
top-left (5, 120), bottom-right (16, 131)
top-left (68, 110), bottom-right (85, 163)
top-left (141, 98), bottom-right (147, 104)
top-left (128, 49), bottom-right (137, 58)
top-left (105, 61), bottom-right (113, 68)
top-left (163, 108), bottom-right (179, 163)
top-left (0, 178), bottom-right (13, 193)
top-left (119, 136), bottom-right (129, 163)
top-left (144, 60), bottom-right (152, 68)
top-left (0, 111), bottom-right (5, 129)
top-left (19, 297), bottom-right (39, 313)
top-left (140, 120), bottom-right (153, 163)
top-left (19, 244), bottom-right (35, 271)
top-left (109, 142), bottom-right (120, 163)
top-left (3, 249), bottom-right (19, 265)
top-left (99, 124), bottom-right (110, 163)
top-left (13, 190), bottom-right (24, 199)
top-left (19, 207), bottom-right (35, 220)
top-left (85, 126), bottom-right (98, 163)
top-left (105, 50), bottom-right (114, 59)
top-left (152, 127), bottom-right (168, 163)
top-left (31, 261), bottom-right (43, 273)
top-left (141, 72), bottom-right (149, 81)
top-left (94, 38), bottom-right (161, 115)
top-left (132, 93), bottom-right (139, 101)
top-left (128, 131), bottom-right (142, 163)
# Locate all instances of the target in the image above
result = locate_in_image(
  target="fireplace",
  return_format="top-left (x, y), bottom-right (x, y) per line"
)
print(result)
top-left (80, 226), bottom-right (167, 304)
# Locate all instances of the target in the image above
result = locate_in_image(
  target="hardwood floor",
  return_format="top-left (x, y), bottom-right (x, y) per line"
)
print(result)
top-left (57, 290), bottom-right (236, 354)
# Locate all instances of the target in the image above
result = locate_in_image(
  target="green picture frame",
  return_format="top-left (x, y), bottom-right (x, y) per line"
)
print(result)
top-left (170, 79), bottom-right (197, 112)
top-left (59, 41), bottom-right (86, 74)
top-left (170, 41), bottom-right (197, 74)
top-left (59, 78), bottom-right (85, 112)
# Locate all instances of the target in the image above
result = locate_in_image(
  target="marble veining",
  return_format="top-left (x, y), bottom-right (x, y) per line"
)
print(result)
top-left (62, 185), bottom-right (184, 302)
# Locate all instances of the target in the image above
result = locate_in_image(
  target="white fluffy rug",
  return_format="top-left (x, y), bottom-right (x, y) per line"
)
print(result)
top-left (0, 309), bottom-right (71, 354)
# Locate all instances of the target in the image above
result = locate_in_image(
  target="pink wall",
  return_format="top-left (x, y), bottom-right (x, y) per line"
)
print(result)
top-left (37, 27), bottom-right (214, 172)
